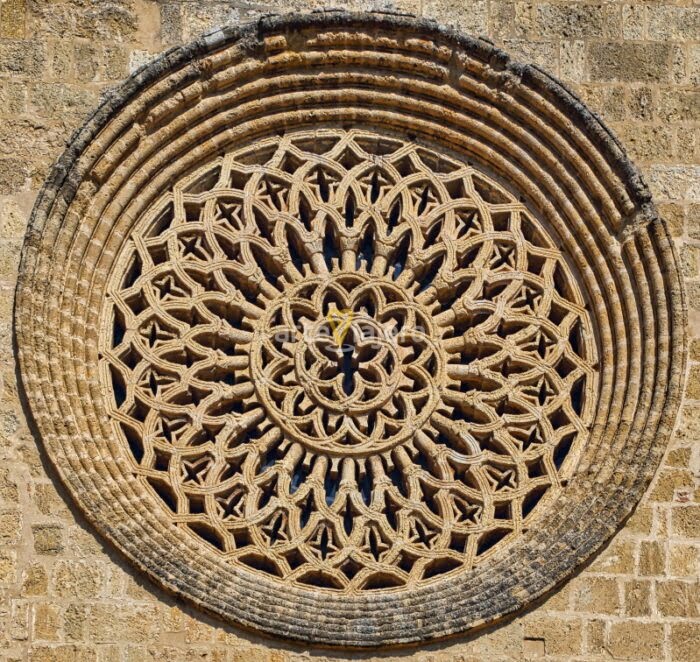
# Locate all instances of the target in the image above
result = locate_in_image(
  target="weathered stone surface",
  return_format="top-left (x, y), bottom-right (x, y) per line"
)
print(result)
top-left (608, 621), bottom-right (664, 660)
top-left (639, 540), bottom-right (665, 576)
top-left (0, 2), bottom-right (695, 659)
top-left (13, 9), bottom-right (687, 647)
top-left (423, 0), bottom-right (488, 35)
top-left (52, 561), bottom-right (102, 599)
top-left (532, 3), bottom-right (620, 40)
top-left (29, 644), bottom-right (97, 662)
top-left (32, 524), bottom-right (64, 555)
top-left (670, 543), bottom-right (700, 577)
top-left (0, 550), bottom-right (17, 583)
top-left (522, 616), bottom-right (582, 656)
top-left (658, 202), bottom-right (685, 238)
top-left (0, 40), bottom-right (45, 78)
top-left (588, 43), bottom-right (676, 82)
top-left (671, 622), bottom-right (700, 662)
top-left (648, 6), bottom-right (700, 42)
top-left (614, 124), bottom-right (674, 163)
top-left (571, 577), bottom-right (621, 615)
top-left (589, 539), bottom-right (635, 574)
top-left (20, 562), bottom-right (48, 597)
top-left (0, 510), bottom-right (21, 545)
top-left (649, 166), bottom-right (700, 202)
top-left (624, 579), bottom-right (651, 617)
top-left (656, 580), bottom-right (699, 617)
top-left (672, 506), bottom-right (700, 538)
top-left (622, 4), bottom-right (644, 41)
top-left (0, 80), bottom-right (26, 115)
top-left (502, 38), bottom-right (559, 71)
top-left (0, 0), bottom-right (26, 39)
top-left (33, 602), bottom-right (62, 642)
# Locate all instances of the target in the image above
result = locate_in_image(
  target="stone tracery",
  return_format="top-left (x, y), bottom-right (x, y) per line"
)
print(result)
top-left (102, 129), bottom-right (597, 591)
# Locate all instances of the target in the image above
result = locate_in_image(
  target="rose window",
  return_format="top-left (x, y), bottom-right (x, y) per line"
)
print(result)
top-left (102, 129), bottom-right (597, 591)
top-left (16, 13), bottom-right (685, 646)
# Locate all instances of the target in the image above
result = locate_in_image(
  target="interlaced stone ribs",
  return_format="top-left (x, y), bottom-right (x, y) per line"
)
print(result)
top-left (102, 129), bottom-right (598, 591)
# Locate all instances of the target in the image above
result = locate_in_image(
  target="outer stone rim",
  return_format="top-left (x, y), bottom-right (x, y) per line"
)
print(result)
top-left (14, 10), bottom-right (686, 647)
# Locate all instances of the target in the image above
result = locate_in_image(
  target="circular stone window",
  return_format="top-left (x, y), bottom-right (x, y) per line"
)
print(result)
top-left (16, 12), bottom-right (685, 647)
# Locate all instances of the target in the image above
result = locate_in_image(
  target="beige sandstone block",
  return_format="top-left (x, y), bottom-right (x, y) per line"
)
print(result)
top-left (639, 540), bottom-right (665, 576)
top-left (85, 605), bottom-right (121, 644)
top-left (29, 645), bottom-right (97, 662)
top-left (53, 560), bottom-right (102, 599)
top-left (625, 505), bottom-right (654, 535)
top-left (560, 40), bottom-right (585, 82)
top-left (584, 618), bottom-right (607, 655)
top-left (672, 506), bottom-right (700, 538)
top-left (571, 577), bottom-right (621, 614)
top-left (121, 605), bottom-right (160, 644)
top-left (533, 3), bottom-right (620, 40)
top-left (669, 543), bottom-right (700, 577)
top-left (649, 166), bottom-right (700, 203)
top-left (671, 622), bottom-right (700, 662)
top-left (0, 80), bottom-right (26, 116)
top-left (0, 467), bottom-right (18, 504)
top-left (63, 603), bottom-right (87, 642)
top-left (624, 580), bottom-right (652, 617)
top-left (423, 0), bottom-right (489, 35)
top-left (590, 539), bottom-right (635, 574)
top-left (656, 579), bottom-right (699, 617)
top-left (33, 602), bottom-right (62, 642)
top-left (490, 0), bottom-right (515, 40)
top-left (0, 0), bottom-right (25, 39)
top-left (684, 364), bottom-right (700, 398)
top-left (0, 549), bottom-right (17, 583)
top-left (649, 469), bottom-right (695, 502)
top-left (615, 124), bottom-right (675, 163)
top-left (32, 524), bottom-right (64, 555)
top-left (523, 616), bottom-right (583, 656)
top-left (622, 4), bottom-right (644, 40)
top-left (686, 205), bottom-right (700, 240)
top-left (21, 562), bottom-right (48, 597)
top-left (575, 85), bottom-right (626, 123)
top-left (0, 510), bottom-right (21, 546)
top-left (500, 39), bottom-right (559, 72)
top-left (33, 483), bottom-right (71, 519)
top-left (10, 598), bottom-right (29, 641)
top-left (608, 621), bottom-right (664, 660)
top-left (658, 90), bottom-right (700, 124)
top-left (666, 447), bottom-right (692, 469)
top-left (588, 43), bottom-right (675, 82)
top-left (648, 6), bottom-right (700, 42)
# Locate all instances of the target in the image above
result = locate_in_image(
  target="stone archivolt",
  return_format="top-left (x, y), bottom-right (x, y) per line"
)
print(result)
top-left (15, 12), bottom-right (685, 647)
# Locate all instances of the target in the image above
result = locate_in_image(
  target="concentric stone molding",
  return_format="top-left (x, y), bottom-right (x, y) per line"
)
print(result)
top-left (15, 11), bottom-right (686, 647)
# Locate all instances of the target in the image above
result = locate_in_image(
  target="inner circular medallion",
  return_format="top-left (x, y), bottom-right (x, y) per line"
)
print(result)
top-left (251, 274), bottom-right (444, 455)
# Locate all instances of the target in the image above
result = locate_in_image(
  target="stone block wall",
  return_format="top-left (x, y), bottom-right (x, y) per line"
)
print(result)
top-left (0, 1), bottom-right (698, 660)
